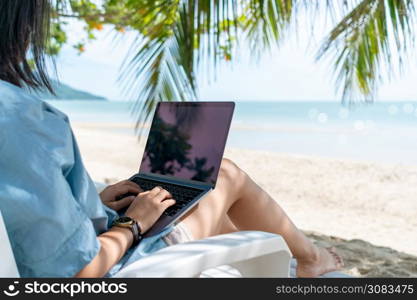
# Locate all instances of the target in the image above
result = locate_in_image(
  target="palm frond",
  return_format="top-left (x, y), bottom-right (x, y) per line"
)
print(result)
top-left (317, 0), bottom-right (416, 102)
top-left (119, 2), bottom-right (198, 136)
top-left (241, 0), bottom-right (294, 55)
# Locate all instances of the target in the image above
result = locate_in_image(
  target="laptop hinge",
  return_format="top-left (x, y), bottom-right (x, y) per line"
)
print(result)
top-left (132, 173), bottom-right (213, 191)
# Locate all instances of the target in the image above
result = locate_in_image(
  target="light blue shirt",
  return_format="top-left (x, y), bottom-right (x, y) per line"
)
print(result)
top-left (0, 80), bottom-right (171, 277)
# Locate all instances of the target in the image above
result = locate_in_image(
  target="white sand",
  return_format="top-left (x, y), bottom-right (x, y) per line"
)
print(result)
top-left (72, 122), bottom-right (417, 277)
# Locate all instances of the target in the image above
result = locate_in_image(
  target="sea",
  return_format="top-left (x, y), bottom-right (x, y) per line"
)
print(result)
top-left (48, 100), bottom-right (417, 166)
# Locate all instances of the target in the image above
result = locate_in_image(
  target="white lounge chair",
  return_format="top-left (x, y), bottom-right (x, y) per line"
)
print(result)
top-left (0, 210), bottom-right (19, 277)
top-left (0, 209), bottom-right (292, 277)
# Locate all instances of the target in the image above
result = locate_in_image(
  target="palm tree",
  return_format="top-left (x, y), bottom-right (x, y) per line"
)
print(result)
top-left (53, 0), bottom-right (416, 127)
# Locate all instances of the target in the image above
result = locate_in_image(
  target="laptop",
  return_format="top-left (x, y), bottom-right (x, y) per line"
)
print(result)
top-left (119, 101), bottom-right (235, 237)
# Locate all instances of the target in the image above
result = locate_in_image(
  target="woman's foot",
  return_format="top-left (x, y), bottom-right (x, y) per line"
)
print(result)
top-left (296, 247), bottom-right (344, 277)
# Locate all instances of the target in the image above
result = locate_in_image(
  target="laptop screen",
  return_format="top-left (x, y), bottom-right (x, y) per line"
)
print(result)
top-left (139, 102), bottom-right (235, 185)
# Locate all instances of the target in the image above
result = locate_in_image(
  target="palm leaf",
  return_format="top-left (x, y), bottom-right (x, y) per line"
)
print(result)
top-left (119, 2), bottom-right (197, 136)
top-left (242, 0), bottom-right (293, 55)
top-left (317, 0), bottom-right (416, 102)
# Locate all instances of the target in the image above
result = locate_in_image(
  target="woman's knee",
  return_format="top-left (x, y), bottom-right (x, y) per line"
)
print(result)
top-left (218, 158), bottom-right (247, 189)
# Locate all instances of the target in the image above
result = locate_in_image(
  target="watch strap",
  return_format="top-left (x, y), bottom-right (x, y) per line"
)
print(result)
top-left (130, 220), bottom-right (143, 246)
top-left (133, 221), bottom-right (143, 245)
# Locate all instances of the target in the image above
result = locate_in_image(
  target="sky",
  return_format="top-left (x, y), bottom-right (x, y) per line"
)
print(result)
top-left (54, 14), bottom-right (417, 102)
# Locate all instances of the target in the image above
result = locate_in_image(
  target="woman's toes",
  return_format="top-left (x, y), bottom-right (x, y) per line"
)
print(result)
top-left (296, 247), bottom-right (344, 277)
top-left (327, 247), bottom-right (344, 267)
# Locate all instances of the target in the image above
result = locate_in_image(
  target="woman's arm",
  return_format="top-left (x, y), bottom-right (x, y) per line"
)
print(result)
top-left (75, 186), bottom-right (176, 277)
top-left (75, 227), bottom-right (133, 277)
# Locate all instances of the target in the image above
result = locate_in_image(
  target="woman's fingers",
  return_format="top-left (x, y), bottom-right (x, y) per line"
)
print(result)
top-left (111, 196), bottom-right (135, 211)
top-left (116, 184), bottom-right (141, 196)
top-left (152, 188), bottom-right (172, 203)
top-left (114, 180), bottom-right (143, 192)
top-left (148, 186), bottom-right (162, 196)
top-left (161, 199), bottom-right (176, 209)
top-left (124, 181), bottom-right (144, 193)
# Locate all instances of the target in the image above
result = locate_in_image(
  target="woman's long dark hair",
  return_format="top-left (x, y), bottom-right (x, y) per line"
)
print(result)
top-left (0, 0), bottom-right (53, 92)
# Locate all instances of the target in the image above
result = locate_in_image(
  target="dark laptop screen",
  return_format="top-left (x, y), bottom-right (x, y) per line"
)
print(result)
top-left (139, 102), bottom-right (234, 185)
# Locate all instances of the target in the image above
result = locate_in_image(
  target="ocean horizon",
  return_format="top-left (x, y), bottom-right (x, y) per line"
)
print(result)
top-left (48, 100), bottom-right (417, 166)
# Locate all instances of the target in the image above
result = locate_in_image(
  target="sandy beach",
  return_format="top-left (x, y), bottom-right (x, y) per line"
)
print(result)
top-left (72, 122), bottom-right (417, 277)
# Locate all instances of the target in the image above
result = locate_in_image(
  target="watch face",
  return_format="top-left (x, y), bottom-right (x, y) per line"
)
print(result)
top-left (117, 216), bottom-right (133, 224)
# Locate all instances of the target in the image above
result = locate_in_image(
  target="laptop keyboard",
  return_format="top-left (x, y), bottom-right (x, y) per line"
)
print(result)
top-left (130, 177), bottom-right (203, 216)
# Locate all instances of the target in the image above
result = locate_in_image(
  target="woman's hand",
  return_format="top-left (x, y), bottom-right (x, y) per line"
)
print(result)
top-left (125, 187), bottom-right (176, 233)
top-left (99, 180), bottom-right (142, 211)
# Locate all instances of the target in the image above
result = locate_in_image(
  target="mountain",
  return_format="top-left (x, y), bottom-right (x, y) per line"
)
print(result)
top-left (34, 80), bottom-right (107, 100)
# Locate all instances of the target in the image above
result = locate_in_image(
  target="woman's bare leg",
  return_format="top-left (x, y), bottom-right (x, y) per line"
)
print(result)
top-left (180, 158), bottom-right (343, 277)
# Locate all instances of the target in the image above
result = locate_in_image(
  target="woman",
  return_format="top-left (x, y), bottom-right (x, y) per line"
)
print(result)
top-left (0, 0), bottom-right (343, 277)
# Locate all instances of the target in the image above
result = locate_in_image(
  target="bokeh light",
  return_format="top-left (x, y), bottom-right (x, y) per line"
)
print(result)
top-left (338, 108), bottom-right (350, 119)
top-left (317, 112), bottom-right (328, 123)
top-left (388, 105), bottom-right (399, 115)
top-left (402, 103), bottom-right (414, 114)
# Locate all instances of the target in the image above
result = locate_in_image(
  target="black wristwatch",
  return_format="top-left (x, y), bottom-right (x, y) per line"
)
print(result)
top-left (112, 216), bottom-right (143, 246)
